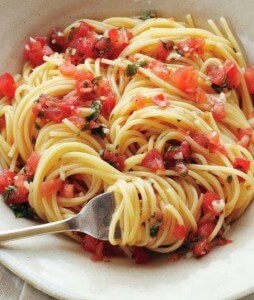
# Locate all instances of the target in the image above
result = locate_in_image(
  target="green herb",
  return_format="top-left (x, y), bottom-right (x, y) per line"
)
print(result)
top-left (140, 12), bottom-right (156, 21)
top-left (227, 175), bottom-right (233, 183)
top-left (9, 203), bottom-right (37, 219)
top-left (125, 60), bottom-right (147, 77)
top-left (85, 101), bottom-right (101, 122)
top-left (34, 122), bottom-right (41, 130)
top-left (27, 176), bottom-right (34, 183)
top-left (211, 82), bottom-right (227, 94)
top-left (3, 186), bottom-right (16, 200)
top-left (91, 126), bottom-right (107, 139)
top-left (38, 111), bottom-right (44, 118)
top-left (150, 225), bottom-right (160, 237)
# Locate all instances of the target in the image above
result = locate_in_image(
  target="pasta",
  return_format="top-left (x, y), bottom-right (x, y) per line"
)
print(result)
top-left (0, 13), bottom-right (254, 262)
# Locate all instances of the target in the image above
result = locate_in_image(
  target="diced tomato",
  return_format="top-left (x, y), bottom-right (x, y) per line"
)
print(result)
top-left (59, 60), bottom-right (77, 77)
top-left (0, 170), bottom-right (15, 193)
top-left (197, 220), bottom-right (216, 238)
top-left (180, 141), bottom-right (191, 159)
top-left (175, 160), bottom-right (188, 176)
top-left (133, 94), bottom-right (146, 109)
top-left (26, 151), bottom-right (41, 177)
top-left (107, 28), bottom-right (133, 58)
top-left (41, 179), bottom-right (63, 197)
top-left (14, 174), bottom-right (29, 195)
top-left (82, 234), bottom-right (104, 261)
top-left (207, 64), bottom-right (225, 86)
top-left (5, 189), bottom-right (28, 204)
top-left (193, 237), bottom-right (210, 257)
top-left (212, 102), bottom-right (226, 121)
top-left (244, 67), bottom-right (254, 94)
top-left (93, 37), bottom-right (112, 57)
top-left (178, 38), bottom-right (205, 56)
top-left (195, 88), bottom-right (208, 103)
top-left (141, 149), bottom-right (165, 171)
top-left (173, 224), bottom-right (186, 240)
top-left (238, 127), bottom-right (252, 148)
top-left (50, 28), bottom-right (66, 52)
top-left (25, 36), bottom-right (53, 66)
top-left (132, 247), bottom-right (151, 264)
top-left (148, 60), bottom-right (171, 81)
top-left (206, 131), bottom-right (220, 145)
top-left (156, 40), bottom-right (174, 61)
top-left (68, 37), bottom-right (97, 65)
top-left (0, 73), bottom-right (16, 99)
top-left (151, 94), bottom-right (169, 107)
top-left (69, 22), bottom-right (95, 41)
top-left (68, 115), bottom-right (86, 128)
top-left (0, 116), bottom-right (6, 130)
top-left (170, 66), bottom-right (198, 94)
top-left (233, 157), bottom-right (250, 173)
top-left (75, 71), bottom-right (94, 97)
top-left (191, 132), bottom-right (209, 148)
top-left (170, 253), bottom-right (181, 262)
top-left (215, 237), bottom-right (232, 246)
top-left (100, 94), bottom-right (116, 119)
top-left (202, 191), bottom-right (221, 215)
top-left (60, 182), bottom-right (74, 198)
top-left (101, 150), bottom-right (126, 171)
top-left (223, 60), bottom-right (241, 89)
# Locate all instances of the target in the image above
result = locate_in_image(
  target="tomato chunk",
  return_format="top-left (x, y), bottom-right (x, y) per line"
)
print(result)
top-left (0, 170), bottom-right (15, 193)
top-left (212, 102), bottom-right (226, 121)
top-left (170, 66), bottom-right (198, 94)
top-left (197, 220), bottom-right (216, 238)
top-left (132, 247), bottom-right (151, 264)
top-left (233, 157), bottom-right (250, 173)
top-left (193, 238), bottom-right (210, 257)
top-left (223, 60), bottom-right (241, 89)
top-left (148, 60), bottom-right (170, 81)
top-left (244, 67), bottom-right (254, 94)
top-left (60, 182), bottom-right (74, 198)
top-left (156, 40), bottom-right (174, 61)
top-left (141, 149), bottom-right (165, 171)
top-left (0, 116), bottom-right (5, 130)
top-left (26, 151), bottom-right (41, 177)
top-left (41, 179), bottom-right (63, 197)
top-left (101, 151), bottom-right (126, 171)
top-left (238, 127), bottom-right (252, 148)
top-left (202, 191), bottom-right (222, 216)
top-left (59, 60), bottom-right (77, 77)
top-left (151, 94), bottom-right (169, 107)
top-left (207, 64), bottom-right (225, 86)
top-left (178, 38), bottom-right (205, 56)
top-left (173, 224), bottom-right (186, 240)
top-left (0, 73), bottom-right (16, 99)
top-left (50, 28), bottom-right (66, 52)
top-left (25, 36), bottom-right (53, 66)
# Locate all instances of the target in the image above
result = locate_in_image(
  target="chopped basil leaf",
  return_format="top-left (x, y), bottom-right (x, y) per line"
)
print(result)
top-left (9, 203), bottom-right (36, 219)
top-left (227, 175), bottom-right (233, 183)
top-left (85, 101), bottom-right (101, 122)
top-left (150, 225), bottom-right (160, 237)
top-left (34, 122), bottom-right (41, 130)
top-left (125, 60), bottom-right (147, 77)
top-left (91, 126), bottom-right (107, 139)
top-left (140, 12), bottom-right (156, 21)
top-left (3, 186), bottom-right (16, 200)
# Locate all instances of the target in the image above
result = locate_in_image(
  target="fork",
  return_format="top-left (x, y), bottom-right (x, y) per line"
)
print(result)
top-left (0, 192), bottom-right (119, 243)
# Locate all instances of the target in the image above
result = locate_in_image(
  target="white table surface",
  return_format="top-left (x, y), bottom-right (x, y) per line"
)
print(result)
top-left (0, 263), bottom-right (253, 300)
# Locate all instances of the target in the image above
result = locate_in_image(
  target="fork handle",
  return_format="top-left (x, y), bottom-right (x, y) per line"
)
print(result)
top-left (0, 218), bottom-right (74, 243)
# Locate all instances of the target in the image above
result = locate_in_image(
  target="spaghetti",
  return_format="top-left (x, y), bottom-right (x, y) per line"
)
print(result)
top-left (0, 14), bottom-right (254, 262)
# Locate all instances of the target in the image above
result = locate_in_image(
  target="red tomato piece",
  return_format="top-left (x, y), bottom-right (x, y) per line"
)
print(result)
top-left (26, 151), bottom-right (41, 177)
top-left (101, 151), bottom-right (126, 171)
top-left (195, 88), bottom-right (208, 103)
top-left (14, 174), bottom-right (29, 196)
top-left (100, 94), bottom-right (115, 119)
top-left (202, 191), bottom-right (221, 215)
top-left (193, 237), bottom-right (210, 257)
top-left (212, 102), bottom-right (226, 121)
top-left (151, 94), bottom-right (169, 107)
top-left (156, 40), bottom-right (174, 61)
top-left (141, 149), bottom-right (165, 171)
top-left (207, 64), bottom-right (225, 86)
top-left (197, 220), bottom-right (216, 238)
top-left (41, 179), bottom-right (63, 197)
top-left (178, 38), bottom-right (205, 56)
top-left (69, 22), bottom-right (95, 41)
top-left (173, 224), bottom-right (186, 240)
top-left (175, 160), bottom-right (188, 176)
top-left (0, 116), bottom-right (5, 130)
top-left (132, 247), bottom-right (151, 264)
top-left (233, 157), bottom-right (250, 173)
top-left (25, 36), bottom-right (53, 66)
top-left (244, 67), bottom-right (254, 94)
top-left (68, 115), bottom-right (86, 128)
top-left (59, 60), bottom-right (77, 77)
top-left (148, 60), bottom-right (171, 81)
top-left (191, 132), bottom-right (209, 148)
top-left (93, 37), bottom-right (112, 57)
top-left (170, 66), bottom-right (198, 94)
top-left (238, 127), bottom-right (252, 148)
top-left (223, 60), bottom-right (241, 89)
top-left (133, 94), bottom-right (147, 109)
top-left (180, 141), bottom-right (191, 159)
top-left (61, 182), bottom-right (74, 198)
top-left (0, 73), bottom-right (16, 99)
top-left (107, 28), bottom-right (133, 58)
top-left (0, 170), bottom-right (15, 193)
top-left (50, 28), bottom-right (66, 52)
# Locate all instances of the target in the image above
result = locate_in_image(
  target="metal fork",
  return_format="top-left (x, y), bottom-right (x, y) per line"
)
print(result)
top-left (0, 192), bottom-right (119, 243)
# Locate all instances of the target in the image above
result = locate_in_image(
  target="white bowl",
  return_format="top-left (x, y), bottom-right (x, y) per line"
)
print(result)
top-left (0, 1), bottom-right (254, 299)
